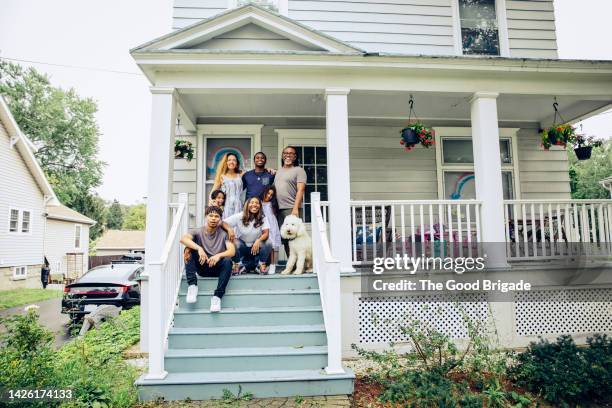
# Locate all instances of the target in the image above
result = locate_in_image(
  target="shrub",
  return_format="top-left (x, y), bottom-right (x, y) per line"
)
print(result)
top-left (509, 334), bottom-right (612, 406)
top-left (0, 307), bottom-right (141, 408)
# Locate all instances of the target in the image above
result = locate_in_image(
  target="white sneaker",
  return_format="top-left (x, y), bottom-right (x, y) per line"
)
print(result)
top-left (186, 285), bottom-right (198, 304)
top-left (210, 296), bottom-right (221, 312)
top-left (268, 264), bottom-right (276, 275)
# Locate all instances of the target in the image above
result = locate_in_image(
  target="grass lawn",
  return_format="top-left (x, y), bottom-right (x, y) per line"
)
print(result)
top-left (0, 288), bottom-right (63, 310)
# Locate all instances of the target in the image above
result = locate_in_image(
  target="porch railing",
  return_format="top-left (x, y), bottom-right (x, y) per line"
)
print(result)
top-left (310, 193), bottom-right (344, 374)
top-left (145, 193), bottom-right (189, 380)
top-left (504, 199), bottom-right (612, 260)
top-left (349, 200), bottom-right (484, 265)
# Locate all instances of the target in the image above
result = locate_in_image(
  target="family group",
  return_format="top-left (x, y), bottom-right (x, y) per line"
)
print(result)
top-left (179, 147), bottom-right (307, 312)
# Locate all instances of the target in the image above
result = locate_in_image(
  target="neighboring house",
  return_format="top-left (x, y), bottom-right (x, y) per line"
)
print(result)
top-left (45, 204), bottom-right (95, 281)
top-left (0, 97), bottom-right (58, 289)
top-left (132, 1), bottom-right (612, 400)
top-left (94, 230), bottom-right (145, 256)
top-left (0, 96), bottom-right (93, 289)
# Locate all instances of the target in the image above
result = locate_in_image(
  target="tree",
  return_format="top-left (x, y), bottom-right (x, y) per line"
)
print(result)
top-left (123, 204), bottom-right (146, 230)
top-left (0, 61), bottom-right (106, 238)
top-left (106, 200), bottom-right (124, 230)
top-left (569, 141), bottom-right (612, 199)
top-left (71, 193), bottom-right (107, 240)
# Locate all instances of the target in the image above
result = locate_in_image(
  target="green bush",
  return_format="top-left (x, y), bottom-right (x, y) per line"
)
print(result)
top-left (510, 334), bottom-right (612, 406)
top-left (0, 307), bottom-right (141, 408)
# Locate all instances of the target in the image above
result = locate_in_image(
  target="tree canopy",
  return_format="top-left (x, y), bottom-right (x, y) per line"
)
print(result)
top-left (106, 199), bottom-right (124, 230)
top-left (569, 141), bottom-right (612, 199)
top-left (122, 204), bottom-right (146, 231)
top-left (0, 61), bottom-right (106, 239)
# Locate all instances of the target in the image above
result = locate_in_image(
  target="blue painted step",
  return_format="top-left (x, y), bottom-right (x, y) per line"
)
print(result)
top-left (136, 369), bottom-right (355, 401)
top-left (180, 274), bottom-right (319, 291)
top-left (164, 346), bottom-right (328, 373)
top-left (173, 306), bottom-right (324, 328)
top-left (168, 324), bottom-right (327, 349)
top-left (177, 289), bottom-right (321, 309)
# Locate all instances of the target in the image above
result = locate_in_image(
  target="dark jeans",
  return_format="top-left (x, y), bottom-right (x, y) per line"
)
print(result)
top-left (184, 249), bottom-right (232, 298)
top-left (277, 208), bottom-right (302, 258)
top-left (233, 239), bottom-right (273, 271)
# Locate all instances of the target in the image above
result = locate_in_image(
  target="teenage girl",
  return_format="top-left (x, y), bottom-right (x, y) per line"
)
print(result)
top-left (260, 185), bottom-right (281, 275)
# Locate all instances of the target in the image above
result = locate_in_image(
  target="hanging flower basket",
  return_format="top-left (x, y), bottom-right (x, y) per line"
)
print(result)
top-left (541, 124), bottom-right (576, 150)
top-left (175, 139), bottom-right (194, 161)
top-left (400, 123), bottom-right (435, 152)
top-left (571, 134), bottom-right (603, 160)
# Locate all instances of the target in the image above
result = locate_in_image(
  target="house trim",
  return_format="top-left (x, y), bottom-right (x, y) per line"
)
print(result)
top-left (196, 124), bottom-right (263, 225)
top-left (433, 127), bottom-right (520, 200)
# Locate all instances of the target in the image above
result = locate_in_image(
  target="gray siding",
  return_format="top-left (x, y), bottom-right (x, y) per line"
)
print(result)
top-left (506, 0), bottom-right (558, 58)
top-left (0, 120), bottom-right (46, 269)
top-left (516, 128), bottom-right (570, 200)
top-left (173, 0), bottom-right (229, 29)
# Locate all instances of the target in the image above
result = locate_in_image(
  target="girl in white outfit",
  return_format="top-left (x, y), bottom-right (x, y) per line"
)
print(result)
top-left (261, 185), bottom-right (281, 275)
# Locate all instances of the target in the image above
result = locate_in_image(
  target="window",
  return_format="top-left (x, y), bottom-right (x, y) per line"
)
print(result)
top-left (12, 266), bottom-right (27, 280)
top-left (8, 209), bottom-right (32, 234)
top-left (439, 136), bottom-right (517, 200)
top-left (9, 209), bottom-right (19, 232)
top-left (458, 0), bottom-right (500, 55)
top-left (74, 225), bottom-right (82, 249)
top-left (296, 146), bottom-right (327, 223)
top-left (21, 211), bottom-right (30, 233)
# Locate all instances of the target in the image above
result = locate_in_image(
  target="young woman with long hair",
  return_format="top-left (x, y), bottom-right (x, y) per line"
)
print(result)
top-left (211, 153), bottom-right (243, 219)
top-left (223, 197), bottom-right (272, 274)
top-left (260, 185), bottom-right (281, 274)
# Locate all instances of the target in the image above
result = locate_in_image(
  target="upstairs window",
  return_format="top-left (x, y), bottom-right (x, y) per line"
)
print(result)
top-left (9, 209), bottom-right (19, 232)
top-left (458, 0), bottom-right (500, 55)
top-left (21, 211), bottom-right (31, 233)
top-left (74, 225), bottom-right (82, 250)
top-left (237, 0), bottom-right (279, 12)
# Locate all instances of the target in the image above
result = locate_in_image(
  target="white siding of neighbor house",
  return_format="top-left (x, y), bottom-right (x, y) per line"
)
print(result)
top-left (171, 123), bottom-right (569, 217)
top-left (44, 219), bottom-right (90, 278)
top-left (171, 0), bottom-right (558, 59)
top-left (0, 120), bottom-right (45, 270)
top-left (506, 0), bottom-right (558, 59)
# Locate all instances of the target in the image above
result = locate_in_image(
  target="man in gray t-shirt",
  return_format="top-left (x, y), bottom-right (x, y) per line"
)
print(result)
top-left (180, 206), bottom-right (235, 312)
top-left (274, 146), bottom-right (307, 256)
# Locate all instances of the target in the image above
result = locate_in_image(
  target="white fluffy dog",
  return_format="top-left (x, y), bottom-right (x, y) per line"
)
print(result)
top-left (279, 214), bottom-right (313, 275)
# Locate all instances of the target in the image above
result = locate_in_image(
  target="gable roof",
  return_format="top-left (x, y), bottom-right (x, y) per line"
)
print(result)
top-left (131, 4), bottom-right (363, 55)
top-left (95, 230), bottom-right (145, 250)
top-left (0, 96), bottom-right (59, 206)
top-left (46, 204), bottom-right (96, 225)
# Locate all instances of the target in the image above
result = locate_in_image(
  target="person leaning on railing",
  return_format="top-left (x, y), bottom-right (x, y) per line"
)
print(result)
top-left (180, 205), bottom-right (236, 312)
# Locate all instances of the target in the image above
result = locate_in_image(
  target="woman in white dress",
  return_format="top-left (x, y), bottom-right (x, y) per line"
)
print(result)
top-left (260, 185), bottom-right (281, 275)
top-left (211, 153), bottom-right (243, 219)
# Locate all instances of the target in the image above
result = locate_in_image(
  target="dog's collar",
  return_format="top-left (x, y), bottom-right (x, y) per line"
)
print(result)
top-left (285, 236), bottom-right (297, 241)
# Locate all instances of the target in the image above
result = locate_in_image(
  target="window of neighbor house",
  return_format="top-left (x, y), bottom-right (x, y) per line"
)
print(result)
top-left (74, 225), bottom-right (82, 250)
top-left (13, 266), bottom-right (27, 279)
top-left (441, 137), bottom-right (515, 200)
top-left (9, 209), bottom-right (19, 232)
top-left (458, 0), bottom-right (500, 55)
top-left (21, 211), bottom-right (31, 233)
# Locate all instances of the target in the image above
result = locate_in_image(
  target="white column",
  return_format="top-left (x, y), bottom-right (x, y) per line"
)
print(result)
top-left (325, 88), bottom-right (355, 273)
top-left (470, 92), bottom-right (509, 268)
top-left (143, 87), bottom-right (177, 380)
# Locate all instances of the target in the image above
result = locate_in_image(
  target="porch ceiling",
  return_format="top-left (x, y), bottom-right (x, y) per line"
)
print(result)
top-left (180, 91), bottom-right (611, 127)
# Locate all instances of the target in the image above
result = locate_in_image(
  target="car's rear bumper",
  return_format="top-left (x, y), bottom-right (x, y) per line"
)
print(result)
top-left (61, 298), bottom-right (139, 315)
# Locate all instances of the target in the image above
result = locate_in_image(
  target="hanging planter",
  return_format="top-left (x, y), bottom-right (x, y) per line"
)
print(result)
top-left (399, 96), bottom-right (435, 152)
top-left (571, 134), bottom-right (603, 160)
top-left (175, 139), bottom-right (194, 161)
top-left (541, 99), bottom-right (576, 150)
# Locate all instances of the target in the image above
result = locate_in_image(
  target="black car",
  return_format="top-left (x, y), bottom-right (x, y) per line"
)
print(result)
top-left (62, 263), bottom-right (143, 321)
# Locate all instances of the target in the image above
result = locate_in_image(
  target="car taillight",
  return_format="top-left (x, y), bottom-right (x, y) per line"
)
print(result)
top-left (64, 286), bottom-right (70, 293)
top-left (66, 285), bottom-right (129, 295)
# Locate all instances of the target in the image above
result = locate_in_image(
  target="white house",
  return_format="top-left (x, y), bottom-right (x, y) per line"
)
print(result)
top-left (132, 1), bottom-right (612, 401)
top-left (0, 96), bottom-right (93, 289)
top-left (45, 204), bottom-right (95, 282)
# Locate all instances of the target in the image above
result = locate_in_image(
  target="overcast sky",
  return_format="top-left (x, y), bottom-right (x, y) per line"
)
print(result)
top-left (0, 0), bottom-right (611, 204)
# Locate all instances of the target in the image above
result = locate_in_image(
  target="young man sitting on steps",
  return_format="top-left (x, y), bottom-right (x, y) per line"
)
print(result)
top-left (180, 205), bottom-right (236, 312)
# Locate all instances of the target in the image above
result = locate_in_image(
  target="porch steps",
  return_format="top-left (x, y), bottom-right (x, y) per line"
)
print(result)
top-left (137, 274), bottom-right (354, 401)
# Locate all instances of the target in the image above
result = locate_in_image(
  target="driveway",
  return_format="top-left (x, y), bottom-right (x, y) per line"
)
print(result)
top-left (0, 297), bottom-right (71, 348)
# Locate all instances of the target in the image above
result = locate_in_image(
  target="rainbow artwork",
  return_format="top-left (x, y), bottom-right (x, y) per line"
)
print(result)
top-left (450, 173), bottom-right (475, 199)
top-left (206, 142), bottom-right (250, 180)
